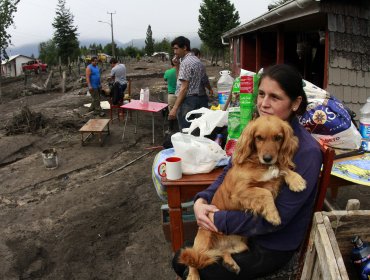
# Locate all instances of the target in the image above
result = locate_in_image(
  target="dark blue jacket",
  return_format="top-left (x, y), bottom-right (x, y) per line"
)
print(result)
top-left (194, 117), bottom-right (323, 251)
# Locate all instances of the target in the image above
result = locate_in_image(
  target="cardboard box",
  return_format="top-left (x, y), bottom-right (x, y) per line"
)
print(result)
top-left (301, 210), bottom-right (370, 279)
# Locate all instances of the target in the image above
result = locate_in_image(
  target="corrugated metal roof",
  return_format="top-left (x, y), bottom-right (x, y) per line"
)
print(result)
top-left (222, 0), bottom-right (321, 40)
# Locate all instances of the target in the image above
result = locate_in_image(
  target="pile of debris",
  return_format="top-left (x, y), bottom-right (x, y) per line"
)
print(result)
top-left (5, 106), bottom-right (46, 135)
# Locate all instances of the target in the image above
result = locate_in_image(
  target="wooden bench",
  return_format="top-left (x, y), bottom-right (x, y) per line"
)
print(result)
top-left (79, 118), bottom-right (110, 146)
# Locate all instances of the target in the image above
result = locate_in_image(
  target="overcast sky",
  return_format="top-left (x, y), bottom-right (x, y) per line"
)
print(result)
top-left (8, 0), bottom-right (272, 47)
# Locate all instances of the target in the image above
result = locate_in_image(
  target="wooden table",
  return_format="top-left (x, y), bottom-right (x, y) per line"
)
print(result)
top-left (161, 168), bottom-right (224, 252)
top-left (120, 100), bottom-right (168, 144)
top-left (79, 118), bottom-right (110, 146)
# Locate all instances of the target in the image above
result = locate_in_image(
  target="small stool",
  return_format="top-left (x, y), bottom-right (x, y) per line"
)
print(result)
top-left (79, 119), bottom-right (110, 146)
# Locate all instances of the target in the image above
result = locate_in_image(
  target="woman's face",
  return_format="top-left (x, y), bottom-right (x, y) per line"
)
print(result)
top-left (257, 76), bottom-right (302, 121)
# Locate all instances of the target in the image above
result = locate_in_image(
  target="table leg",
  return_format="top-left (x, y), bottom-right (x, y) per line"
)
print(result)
top-left (162, 111), bottom-right (165, 136)
top-left (135, 111), bottom-right (138, 134)
top-left (167, 186), bottom-right (184, 252)
top-left (121, 109), bottom-right (129, 142)
top-left (328, 175), bottom-right (351, 201)
top-left (152, 112), bottom-right (155, 144)
top-left (99, 132), bottom-right (103, 146)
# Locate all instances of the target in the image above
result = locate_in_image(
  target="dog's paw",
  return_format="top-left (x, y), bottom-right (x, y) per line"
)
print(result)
top-left (222, 259), bottom-right (241, 274)
top-left (286, 172), bottom-right (306, 192)
top-left (265, 210), bottom-right (281, 226)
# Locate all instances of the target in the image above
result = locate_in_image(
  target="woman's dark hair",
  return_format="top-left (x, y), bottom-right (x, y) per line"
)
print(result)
top-left (171, 36), bottom-right (191, 51)
top-left (259, 64), bottom-right (308, 115)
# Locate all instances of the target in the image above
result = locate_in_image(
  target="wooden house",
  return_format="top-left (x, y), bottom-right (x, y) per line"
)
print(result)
top-left (222, 0), bottom-right (370, 118)
top-left (1, 54), bottom-right (34, 77)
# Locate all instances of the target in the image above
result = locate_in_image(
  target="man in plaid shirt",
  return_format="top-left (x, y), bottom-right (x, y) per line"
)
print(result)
top-left (169, 36), bottom-right (210, 130)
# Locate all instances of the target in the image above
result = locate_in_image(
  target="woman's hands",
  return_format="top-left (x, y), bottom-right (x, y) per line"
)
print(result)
top-left (194, 198), bottom-right (219, 232)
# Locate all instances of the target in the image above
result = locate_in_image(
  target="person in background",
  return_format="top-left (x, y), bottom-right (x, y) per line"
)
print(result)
top-left (86, 56), bottom-right (104, 117)
top-left (169, 36), bottom-right (209, 131)
top-left (108, 57), bottom-right (127, 105)
top-left (172, 64), bottom-right (323, 279)
top-left (163, 58), bottom-right (179, 133)
top-left (191, 47), bottom-right (214, 98)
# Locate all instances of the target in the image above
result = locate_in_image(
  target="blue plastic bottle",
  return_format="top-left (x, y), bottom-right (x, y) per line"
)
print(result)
top-left (351, 236), bottom-right (370, 280)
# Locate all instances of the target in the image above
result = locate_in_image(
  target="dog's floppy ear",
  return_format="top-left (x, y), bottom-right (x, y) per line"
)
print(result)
top-left (232, 119), bottom-right (256, 165)
top-left (278, 121), bottom-right (298, 169)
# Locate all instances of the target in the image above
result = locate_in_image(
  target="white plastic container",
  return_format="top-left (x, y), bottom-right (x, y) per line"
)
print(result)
top-left (359, 97), bottom-right (370, 139)
top-left (139, 87), bottom-right (149, 105)
top-left (217, 70), bottom-right (234, 109)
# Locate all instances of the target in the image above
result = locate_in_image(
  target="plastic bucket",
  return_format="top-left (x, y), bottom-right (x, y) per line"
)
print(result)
top-left (41, 148), bottom-right (58, 169)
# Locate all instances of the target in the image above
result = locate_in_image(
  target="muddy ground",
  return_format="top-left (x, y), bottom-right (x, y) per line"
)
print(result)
top-left (0, 59), bottom-right (369, 280)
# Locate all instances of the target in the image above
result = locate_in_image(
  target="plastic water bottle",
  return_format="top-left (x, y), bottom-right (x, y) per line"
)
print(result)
top-left (359, 97), bottom-right (370, 139)
top-left (351, 236), bottom-right (370, 280)
top-left (217, 70), bottom-right (234, 109)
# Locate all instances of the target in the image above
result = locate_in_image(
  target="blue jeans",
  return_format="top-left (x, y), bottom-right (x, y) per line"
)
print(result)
top-left (177, 95), bottom-right (209, 131)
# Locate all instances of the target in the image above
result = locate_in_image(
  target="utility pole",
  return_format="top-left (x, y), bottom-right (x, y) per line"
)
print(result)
top-left (108, 11), bottom-right (116, 58)
top-left (98, 11), bottom-right (116, 58)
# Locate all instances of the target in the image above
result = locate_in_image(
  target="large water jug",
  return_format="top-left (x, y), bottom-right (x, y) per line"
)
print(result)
top-left (139, 87), bottom-right (149, 105)
top-left (359, 97), bottom-right (370, 139)
top-left (217, 70), bottom-right (234, 109)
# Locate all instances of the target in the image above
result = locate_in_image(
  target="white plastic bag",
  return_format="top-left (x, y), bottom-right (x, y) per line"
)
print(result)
top-left (182, 107), bottom-right (228, 137)
top-left (171, 132), bottom-right (227, 174)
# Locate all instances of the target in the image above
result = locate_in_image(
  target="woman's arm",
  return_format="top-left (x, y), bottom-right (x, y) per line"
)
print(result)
top-left (193, 162), bottom-right (232, 232)
top-left (214, 146), bottom-right (322, 236)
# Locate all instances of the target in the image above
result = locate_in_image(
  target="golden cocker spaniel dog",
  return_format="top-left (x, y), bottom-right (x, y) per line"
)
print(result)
top-left (179, 115), bottom-right (306, 280)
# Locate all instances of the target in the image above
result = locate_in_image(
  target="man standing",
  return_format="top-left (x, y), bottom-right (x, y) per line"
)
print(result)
top-left (169, 36), bottom-right (209, 130)
top-left (164, 59), bottom-right (178, 133)
top-left (108, 57), bottom-right (127, 105)
top-left (191, 47), bottom-right (214, 97)
top-left (86, 56), bottom-right (104, 116)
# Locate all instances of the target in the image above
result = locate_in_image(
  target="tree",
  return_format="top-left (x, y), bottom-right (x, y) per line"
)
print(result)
top-left (198, 0), bottom-right (240, 64)
top-left (154, 37), bottom-right (171, 54)
top-left (0, 0), bottom-right (19, 59)
top-left (52, 0), bottom-right (80, 64)
top-left (0, 0), bottom-right (19, 101)
top-left (144, 25), bottom-right (154, 56)
top-left (39, 39), bottom-right (58, 66)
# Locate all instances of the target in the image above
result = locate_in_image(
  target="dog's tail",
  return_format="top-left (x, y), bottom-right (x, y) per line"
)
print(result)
top-left (178, 247), bottom-right (220, 269)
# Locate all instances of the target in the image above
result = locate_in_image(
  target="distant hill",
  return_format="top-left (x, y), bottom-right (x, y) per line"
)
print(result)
top-left (6, 35), bottom-right (202, 57)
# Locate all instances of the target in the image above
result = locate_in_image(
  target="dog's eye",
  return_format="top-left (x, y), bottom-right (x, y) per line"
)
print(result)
top-left (274, 135), bottom-right (283, 141)
top-left (256, 135), bottom-right (264, 141)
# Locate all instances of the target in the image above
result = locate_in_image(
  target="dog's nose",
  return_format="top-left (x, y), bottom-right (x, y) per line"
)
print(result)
top-left (263, 155), bottom-right (273, 163)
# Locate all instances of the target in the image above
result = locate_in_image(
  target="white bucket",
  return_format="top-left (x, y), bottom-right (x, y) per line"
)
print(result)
top-left (41, 148), bottom-right (58, 169)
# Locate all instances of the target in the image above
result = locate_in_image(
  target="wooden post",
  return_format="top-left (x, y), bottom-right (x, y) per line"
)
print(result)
top-left (256, 33), bottom-right (261, 72)
top-left (61, 71), bottom-right (66, 93)
top-left (345, 199), bottom-right (360, 210)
